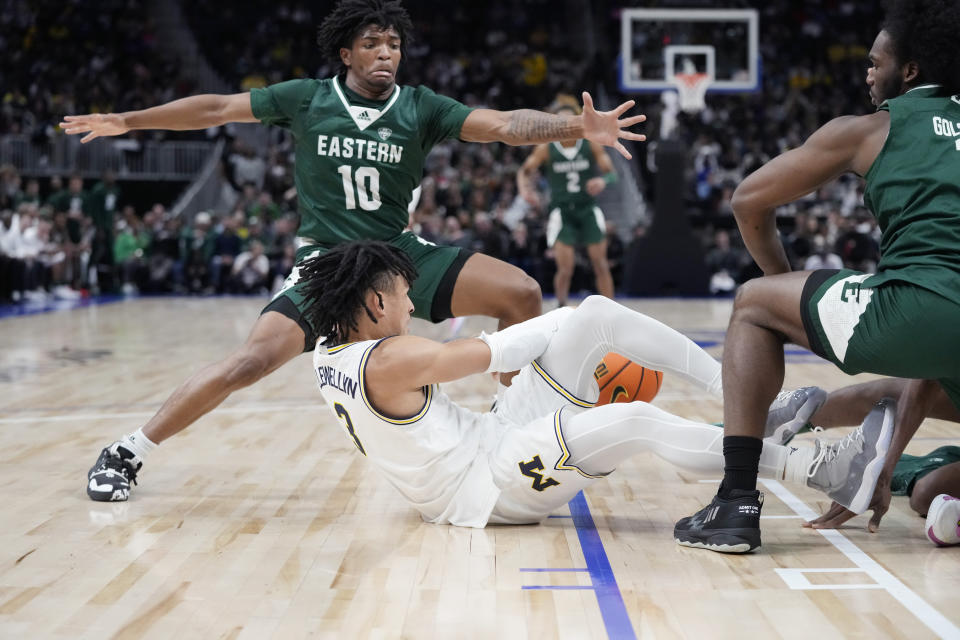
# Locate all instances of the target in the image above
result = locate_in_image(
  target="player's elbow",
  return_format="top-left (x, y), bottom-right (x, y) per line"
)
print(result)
top-left (730, 182), bottom-right (767, 227)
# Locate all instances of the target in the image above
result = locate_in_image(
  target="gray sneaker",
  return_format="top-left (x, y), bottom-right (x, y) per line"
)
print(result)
top-left (765, 386), bottom-right (828, 445)
top-left (805, 398), bottom-right (895, 514)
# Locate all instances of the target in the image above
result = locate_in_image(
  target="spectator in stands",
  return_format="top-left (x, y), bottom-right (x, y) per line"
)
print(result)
top-left (228, 143), bottom-right (267, 191)
top-left (114, 208), bottom-right (151, 294)
top-left (803, 234), bottom-right (844, 271)
top-left (230, 240), bottom-right (270, 294)
top-left (87, 170), bottom-right (121, 293)
top-left (146, 215), bottom-right (184, 293)
top-left (181, 211), bottom-right (215, 294)
top-left (209, 212), bottom-right (243, 293)
top-left (705, 229), bottom-right (746, 295)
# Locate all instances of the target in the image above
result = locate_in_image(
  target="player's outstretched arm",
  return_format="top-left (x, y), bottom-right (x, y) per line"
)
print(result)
top-left (367, 308), bottom-right (570, 397)
top-left (363, 336), bottom-right (493, 413)
top-left (730, 111), bottom-right (887, 275)
top-left (60, 93), bottom-right (259, 143)
top-left (461, 92), bottom-right (646, 159)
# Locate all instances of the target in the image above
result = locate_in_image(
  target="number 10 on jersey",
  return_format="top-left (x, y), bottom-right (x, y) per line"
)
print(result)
top-left (337, 165), bottom-right (382, 211)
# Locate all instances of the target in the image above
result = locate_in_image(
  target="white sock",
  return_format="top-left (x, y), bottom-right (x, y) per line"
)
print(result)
top-left (781, 445), bottom-right (816, 485)
top-left (758, 441), bottom-right (790, 480)
top-left (121, 428), bottom-right (157, 460)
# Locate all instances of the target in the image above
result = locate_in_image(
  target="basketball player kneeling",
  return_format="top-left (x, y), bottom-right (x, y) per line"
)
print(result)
top-left (307, 241), bottom-right (892, 552)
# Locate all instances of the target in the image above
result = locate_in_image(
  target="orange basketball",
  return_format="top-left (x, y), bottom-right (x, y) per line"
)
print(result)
top-left (593, 352), bottom-right (663, 405)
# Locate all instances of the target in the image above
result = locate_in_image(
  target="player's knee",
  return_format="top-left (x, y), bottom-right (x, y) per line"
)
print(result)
top-left (555, 264), bottom-right (574, 278)
top-left (730, 278), bottom-right (771, 324)
top-left (226, 352), bottom-right (271, 389)
top-left (579, 294), bottom-right (613, 314)
top-left (504, 273), bottom-right (542, 319)
top-left (910, 477), bottom-right (937, 515)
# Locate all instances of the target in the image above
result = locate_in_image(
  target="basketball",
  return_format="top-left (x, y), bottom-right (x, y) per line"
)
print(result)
top-left (593, 352), bottom-right (663, 405)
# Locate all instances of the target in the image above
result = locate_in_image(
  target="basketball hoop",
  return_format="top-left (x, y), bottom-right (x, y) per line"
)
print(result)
top-left (672, 72), bottom-right (710, 113)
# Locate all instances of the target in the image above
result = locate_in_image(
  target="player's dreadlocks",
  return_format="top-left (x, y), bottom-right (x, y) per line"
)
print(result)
top-left (883, 0), bottom-right (960, 93)
top-left (316, 0), bottom-right (413, 72)
top-left (298, 241), bottom-right (418, 346)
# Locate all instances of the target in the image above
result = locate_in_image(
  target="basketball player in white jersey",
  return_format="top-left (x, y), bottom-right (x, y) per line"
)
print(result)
top-left (305, 241), bottom-right (892, 541)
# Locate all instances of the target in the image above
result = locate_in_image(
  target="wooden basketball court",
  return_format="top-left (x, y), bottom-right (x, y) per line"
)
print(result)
top-left (1, 297), bottom-right (958, 639)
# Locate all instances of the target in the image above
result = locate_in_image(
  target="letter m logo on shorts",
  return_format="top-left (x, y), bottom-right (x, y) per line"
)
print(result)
top-left (519, 455), bottom-right (561, 491)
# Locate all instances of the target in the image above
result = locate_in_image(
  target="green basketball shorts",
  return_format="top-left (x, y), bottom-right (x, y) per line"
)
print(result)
top-left (891, 446), bottom-right (960, 496)
top-left (263, 232), bottom-right (471, 351)
top-left (546, 203), bottom-right (606, 247)
top-left (800, 269), bottom-right (960, 411)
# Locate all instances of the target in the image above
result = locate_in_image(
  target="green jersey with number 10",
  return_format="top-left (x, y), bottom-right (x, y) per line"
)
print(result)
top-left (251, 76), bottom-right (473, 245)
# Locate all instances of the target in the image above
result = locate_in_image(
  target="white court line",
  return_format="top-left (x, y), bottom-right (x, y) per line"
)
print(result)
top-left (761, 479), bottom-right (960, 640)
top-left (0, 404), bottom-right (321, 424)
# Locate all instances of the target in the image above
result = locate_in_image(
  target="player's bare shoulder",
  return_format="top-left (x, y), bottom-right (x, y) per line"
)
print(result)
top-left (815, 111), bottom-right (890, 176)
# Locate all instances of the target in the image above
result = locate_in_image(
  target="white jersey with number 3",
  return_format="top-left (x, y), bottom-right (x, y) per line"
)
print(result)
top-left (313, 338), bottom-right (504, 527)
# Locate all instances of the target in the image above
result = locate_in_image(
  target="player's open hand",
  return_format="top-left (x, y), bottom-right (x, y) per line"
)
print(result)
top-left (803, 471), bottom-right (892, 533)
top-left (585, 176), bottom-right (607, 196)
top-left (60, 113), bottom-right (129, 143)
top-left (520, 189), bottom-right (540, 208)
top-left (581, 92), bottom-right (646, 160)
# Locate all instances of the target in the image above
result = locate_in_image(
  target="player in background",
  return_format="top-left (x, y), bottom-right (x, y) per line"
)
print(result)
top-left (63, 0), bottom-right (646, 502)
top-left (302, 240), bottom-right (891, 540)
top-left (674, 0), bottom-right (960, 553)
top-left (517, 96), bottom-right (617, 307)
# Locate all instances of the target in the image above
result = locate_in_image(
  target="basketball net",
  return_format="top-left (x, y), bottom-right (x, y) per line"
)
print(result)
top-left (672, 72), bottom-right (710, 113)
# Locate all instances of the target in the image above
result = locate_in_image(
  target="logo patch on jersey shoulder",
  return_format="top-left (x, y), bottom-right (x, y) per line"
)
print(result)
top-left (377, 127), bottom-right (393, 141)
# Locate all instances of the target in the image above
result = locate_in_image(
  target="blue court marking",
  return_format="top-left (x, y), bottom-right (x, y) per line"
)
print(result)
top-left (522, 585), bottom-right (594, 590)
top-left (568, 491), bottom-right (636, 640)
top-left (519, 494), bottom-right (635, 638)
top-left (0, 294), bottom-right (125, 319)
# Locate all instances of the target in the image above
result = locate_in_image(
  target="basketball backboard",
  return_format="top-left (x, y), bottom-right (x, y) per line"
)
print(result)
top-left (620, 8), bottom-right (760, 94)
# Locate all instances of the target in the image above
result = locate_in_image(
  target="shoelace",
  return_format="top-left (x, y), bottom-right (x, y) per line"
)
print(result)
top-left (772, 389), bottom-right (793, 408)
top-left (806, 425), bottom-right (866, 479)
top-left (96, 449), bottom-right (140, 486)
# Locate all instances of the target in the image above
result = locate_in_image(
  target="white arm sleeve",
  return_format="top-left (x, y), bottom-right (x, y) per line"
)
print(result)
top-left (479, 307), bottom-right (573, 373)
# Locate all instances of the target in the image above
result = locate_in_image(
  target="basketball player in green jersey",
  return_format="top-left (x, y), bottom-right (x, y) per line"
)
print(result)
top-left (61, 0), bottom-right (647, 502)
top-left (517, 99), bottom-right (617, 306)
top-left (675, 0), bottom-right (960, 552)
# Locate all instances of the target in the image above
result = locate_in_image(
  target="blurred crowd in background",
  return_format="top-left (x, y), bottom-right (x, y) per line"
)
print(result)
top-left (1, 0), bottom-right (885, 304)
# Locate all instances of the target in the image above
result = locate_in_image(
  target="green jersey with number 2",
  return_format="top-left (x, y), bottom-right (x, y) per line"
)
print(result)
top-left (251, 76), bottom-right (473, 244)
top-left (545, 140), bottom-right (597, 208)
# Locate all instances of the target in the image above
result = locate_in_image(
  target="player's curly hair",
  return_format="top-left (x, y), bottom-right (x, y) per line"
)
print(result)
top-left (298, 241), bottom-right (418, 346)
top-left (316, 0), bottom-right (413, 72)
top-left (882, 0), bottom-right (960, 93)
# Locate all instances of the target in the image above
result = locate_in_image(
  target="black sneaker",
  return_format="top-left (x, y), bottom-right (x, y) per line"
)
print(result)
top-left (674, 489), bottom-right (763, 553)
top-left (87, 442), bottom-right (142, 502)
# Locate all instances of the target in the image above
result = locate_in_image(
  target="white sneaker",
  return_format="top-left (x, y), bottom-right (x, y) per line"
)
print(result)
top-left (54, 284), bottom-right (82, 300)
top-left (765, 386), bottom-right (827, 445)
top-left (925, 494), bottom-right (960, 546)
top-left (803, 398), bottom-right (895, 514)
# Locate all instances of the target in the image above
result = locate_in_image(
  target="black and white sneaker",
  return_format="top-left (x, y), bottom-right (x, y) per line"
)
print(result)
top-left (764, 386), bottom-right (827, 445)
top-left (87, 442), bottom-right (142, 502)
top-left (674, 489), bottom-right (763, 553)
